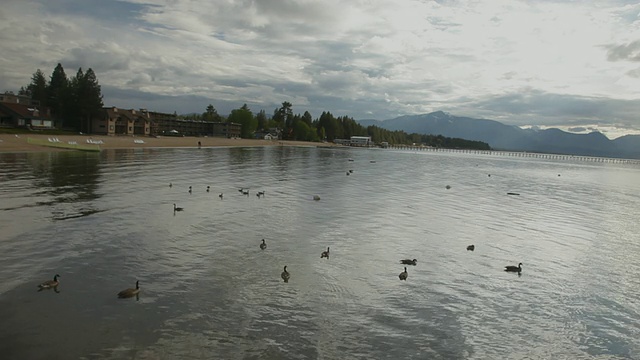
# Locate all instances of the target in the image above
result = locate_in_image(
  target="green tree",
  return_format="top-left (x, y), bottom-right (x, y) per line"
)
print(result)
top-left (227, 104), bottom-right (256, 138)
top-left (47, 63), bottom-right (68, 125)
top-left (27, 69), bottom-right (48, 108)
top-left (203, 104), bottom-right (221, 122)
top-left (256, 109), bottom-right (268, 131)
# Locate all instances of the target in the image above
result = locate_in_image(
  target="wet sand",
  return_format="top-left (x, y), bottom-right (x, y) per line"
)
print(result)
top-left (0, 134), bottom-right (337, 153)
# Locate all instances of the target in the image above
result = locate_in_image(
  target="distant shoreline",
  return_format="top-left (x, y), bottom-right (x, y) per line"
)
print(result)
top-left (0, 134), bottom-right (338, 153)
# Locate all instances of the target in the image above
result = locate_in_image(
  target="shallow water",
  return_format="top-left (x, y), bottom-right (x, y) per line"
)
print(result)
top-left (1, 146), bottom-right (639, 359)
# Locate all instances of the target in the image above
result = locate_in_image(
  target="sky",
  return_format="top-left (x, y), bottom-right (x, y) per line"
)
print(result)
top-left (1, 0), bottom-right (640, 138)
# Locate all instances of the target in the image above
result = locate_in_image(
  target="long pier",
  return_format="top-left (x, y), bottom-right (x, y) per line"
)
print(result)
top-left (383, 145), bottom-right (640, 165)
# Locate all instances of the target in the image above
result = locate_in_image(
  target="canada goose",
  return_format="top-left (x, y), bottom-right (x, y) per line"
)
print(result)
top-left (399, 267), bottom-right (408, 280)
top-left (219, 193), bottom-right (223, 199)
top-left (188, 186), bottom-right (192, 194)
top-left (38, 274), bottom-right (60, 289)
top-left (242, 190), bottom-right (249, 195)
top-left (445, 185), bottom-right (451, 189)
top-left (400, 259), bottom-right (417, 265)
top-left (173, 203), bottom-right (184, 211)
top-left (206, 186), bottom-right (210, 192)
top-left (321, 247), bottom-right (330, 259)
top-left (169, 182), bottom-right (173, 188)
top-left (467, 245), bottom-right (475, 251)
top-left (348, 170), bottom-right (353, 173)
top-left (117, 280), bottom-right (140, 298)
top-left (257, 191), bottom-right (265, 196)
top-left (238, 188), bottom-right (245, 193)
top-left (346, 172), bottom-right (350, 176)
top-left (281, 266), bottom-right (290, 283)
top-left (505, 263), bottom-right (523, 273)
top-left (260, 239), bottom-right (267, 250)
top-left (313, 195), bottom-right (321, 201)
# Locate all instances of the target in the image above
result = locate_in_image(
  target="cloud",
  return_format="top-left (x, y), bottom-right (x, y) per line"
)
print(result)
top-left (1, 0), bottom-right (640, 135)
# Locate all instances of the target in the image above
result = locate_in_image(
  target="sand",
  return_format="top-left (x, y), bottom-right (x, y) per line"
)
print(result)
top-left (0, 134), bottom-right (337, 153)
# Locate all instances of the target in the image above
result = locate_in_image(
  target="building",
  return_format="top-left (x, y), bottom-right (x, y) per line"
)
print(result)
top-left (350, 136), bottom-right (372, 147)
top-left (0, 102), bottom-right (53, 129)
top-left (91, 107), bottom-right (152, 136)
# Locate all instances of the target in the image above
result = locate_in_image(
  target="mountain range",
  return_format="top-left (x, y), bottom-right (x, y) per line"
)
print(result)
top-left (357, 111), bottom-right (640, 159)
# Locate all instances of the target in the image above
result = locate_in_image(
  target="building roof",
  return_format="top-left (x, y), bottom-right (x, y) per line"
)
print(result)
top-left (0, 102), bottom-right (51, 119)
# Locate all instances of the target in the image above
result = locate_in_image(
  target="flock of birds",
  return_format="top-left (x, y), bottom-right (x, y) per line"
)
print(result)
top-left (37, 168), bottom-right (524, 297)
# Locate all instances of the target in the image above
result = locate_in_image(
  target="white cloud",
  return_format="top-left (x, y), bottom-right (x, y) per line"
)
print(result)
top-left (1, 0), bottom-right (640, 135)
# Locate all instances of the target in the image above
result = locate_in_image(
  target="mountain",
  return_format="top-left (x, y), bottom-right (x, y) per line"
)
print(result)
top-left (357, 111), bottom-right (640, 159)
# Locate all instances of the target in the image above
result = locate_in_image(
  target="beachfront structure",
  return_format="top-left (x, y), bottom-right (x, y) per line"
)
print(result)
top-left (0, 101), bottom-right (54, 130)
top-left (350, 136), bottom-right (372, 147)
top-left (90, 107), bottom-right (241, 138)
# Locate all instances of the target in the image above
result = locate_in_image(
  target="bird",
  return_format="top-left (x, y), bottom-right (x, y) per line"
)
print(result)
top-left (219, 193), bottom-right (223, 199)
top-left (445, 185), bottom-right (451, 189)
top-left (505, 263), bottom-right (523, 273)
top-left (260, 239), bottom-right (267, 250)
top-left (321, 247), bottom-right (330, 259)
top-left (399, 267), bottom-right (408, 281)
top-left (206, 186), bottom-right (210, 192)
top-left (173, 203), bottom-right (184, 211)
top-left (257, 191), bottom-right (265, 197)
top-left (313, 195), bottom-right (321, 201)
top-left (281, 266), bottom-right (290, 283)
top-left (188, 186), bottom-right (192, 194)
top-left (238, 188), bottom-right (245, 193)
top-left (242, 190), bottom-right (249, 195)
top-left (467, 245), bottom-right (475, 251)
top-left (169, 182), bottom-right (173, 188)
top-left (38, 274), bottom-right (60, 289)
top-left (346, 171), bottom-right (350, 176)
top-left (117, 280), bottom-right (140, 298)
top-left (349, 170), bottom-right (353, 173)
top-left (400, 259), bottom-right (417, 265)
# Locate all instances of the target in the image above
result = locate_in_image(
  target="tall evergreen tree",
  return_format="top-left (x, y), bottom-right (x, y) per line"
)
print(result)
top-left (27, 69), bottom-right (48, 108)
top-left (47, 63), bottom-right (68, 123)
top-left (78, 68), bottom-right (104, 133)
top-left (256, 109), bottom-right (268, 131)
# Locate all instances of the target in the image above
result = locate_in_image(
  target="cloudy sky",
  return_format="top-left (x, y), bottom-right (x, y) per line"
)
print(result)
top-left (1, 0), bottom-right (640, 138)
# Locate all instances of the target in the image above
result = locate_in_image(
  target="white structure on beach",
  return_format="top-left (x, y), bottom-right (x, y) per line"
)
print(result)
top-left (350, 136), bottom-right (371, 147)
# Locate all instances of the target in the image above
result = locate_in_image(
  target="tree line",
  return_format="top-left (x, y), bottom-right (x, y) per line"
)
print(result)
top-left (186, 101), bottom-right (490, 149)
top-left (19, 63), bottom-right (103, 132)
top-left (16, 65), bottom-right (489, 149)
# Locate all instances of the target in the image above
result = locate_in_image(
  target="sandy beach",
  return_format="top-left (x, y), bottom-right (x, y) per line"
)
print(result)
top-left (0, 133), bottom-right (337, 153)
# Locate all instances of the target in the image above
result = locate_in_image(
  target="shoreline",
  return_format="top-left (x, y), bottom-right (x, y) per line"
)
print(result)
top-left (0, 134), bottom-right (338, 153)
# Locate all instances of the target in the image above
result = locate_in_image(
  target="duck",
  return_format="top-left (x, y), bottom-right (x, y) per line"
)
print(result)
top-left (117, 280), bottom-right (140, 298)
top-left (173, 203), bottom-right (184, 211)
top-left (260, 239), bottom-right (267, 250)
top-left (38, 274), bottom-right (60, 289)
top-left (467, 245), bottom-right (475, 251)
top-left (320, 247), bottom-right (330, 259)
top-left (504, 263), bottom-right (523, 273)
top-left (400, 259), bottom-right (417, 265)
top-left (219, 193), bottom-right (223, 199)
top-left (281, 266), bottom-right (290, 283)
top-left (206, 186), bottom-right (210, 192)
top-left (399, 267), bottom-right (408, 281)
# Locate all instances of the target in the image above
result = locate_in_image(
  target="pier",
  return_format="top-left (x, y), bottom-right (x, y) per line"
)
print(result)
top-left (384, 145), bottom-right (640, 165)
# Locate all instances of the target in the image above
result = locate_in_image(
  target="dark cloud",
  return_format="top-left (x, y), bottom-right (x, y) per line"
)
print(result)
top-left (606, 40), bottom-right (640, 62)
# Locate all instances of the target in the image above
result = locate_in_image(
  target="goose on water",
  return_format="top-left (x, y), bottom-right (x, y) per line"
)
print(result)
top-left (281, 266), bottom-right (290, 283)
top-left (321, 247), bottom-right (330, 259)
top-left (206, 186), bottom-right (210, 192)
top-left (399, 267), bottom-right (408, 281)
top-left (505, 263), bottom-right (523, 273)
top-left (173, 203), bottom-right (184, 211)
top-left (117, 280), bottom-right (140, 298)
top-left (400, 259), bottom-right (417, 265)
top-left (38, 274), bottom-right (60, 289)
top-left (219, 193), bottom-right (224, 199)
top-left (260, 239), bottom-right (267, 250)
top-left (467, 245), bottom-right (475, 251)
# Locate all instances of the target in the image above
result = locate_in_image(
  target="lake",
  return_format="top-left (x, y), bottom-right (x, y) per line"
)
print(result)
top-left (1, 146), bottom-right (639, 359)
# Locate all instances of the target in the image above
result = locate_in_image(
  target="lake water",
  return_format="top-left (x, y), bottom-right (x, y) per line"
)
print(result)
top-left (1, 146), bottom-right (639, 360)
